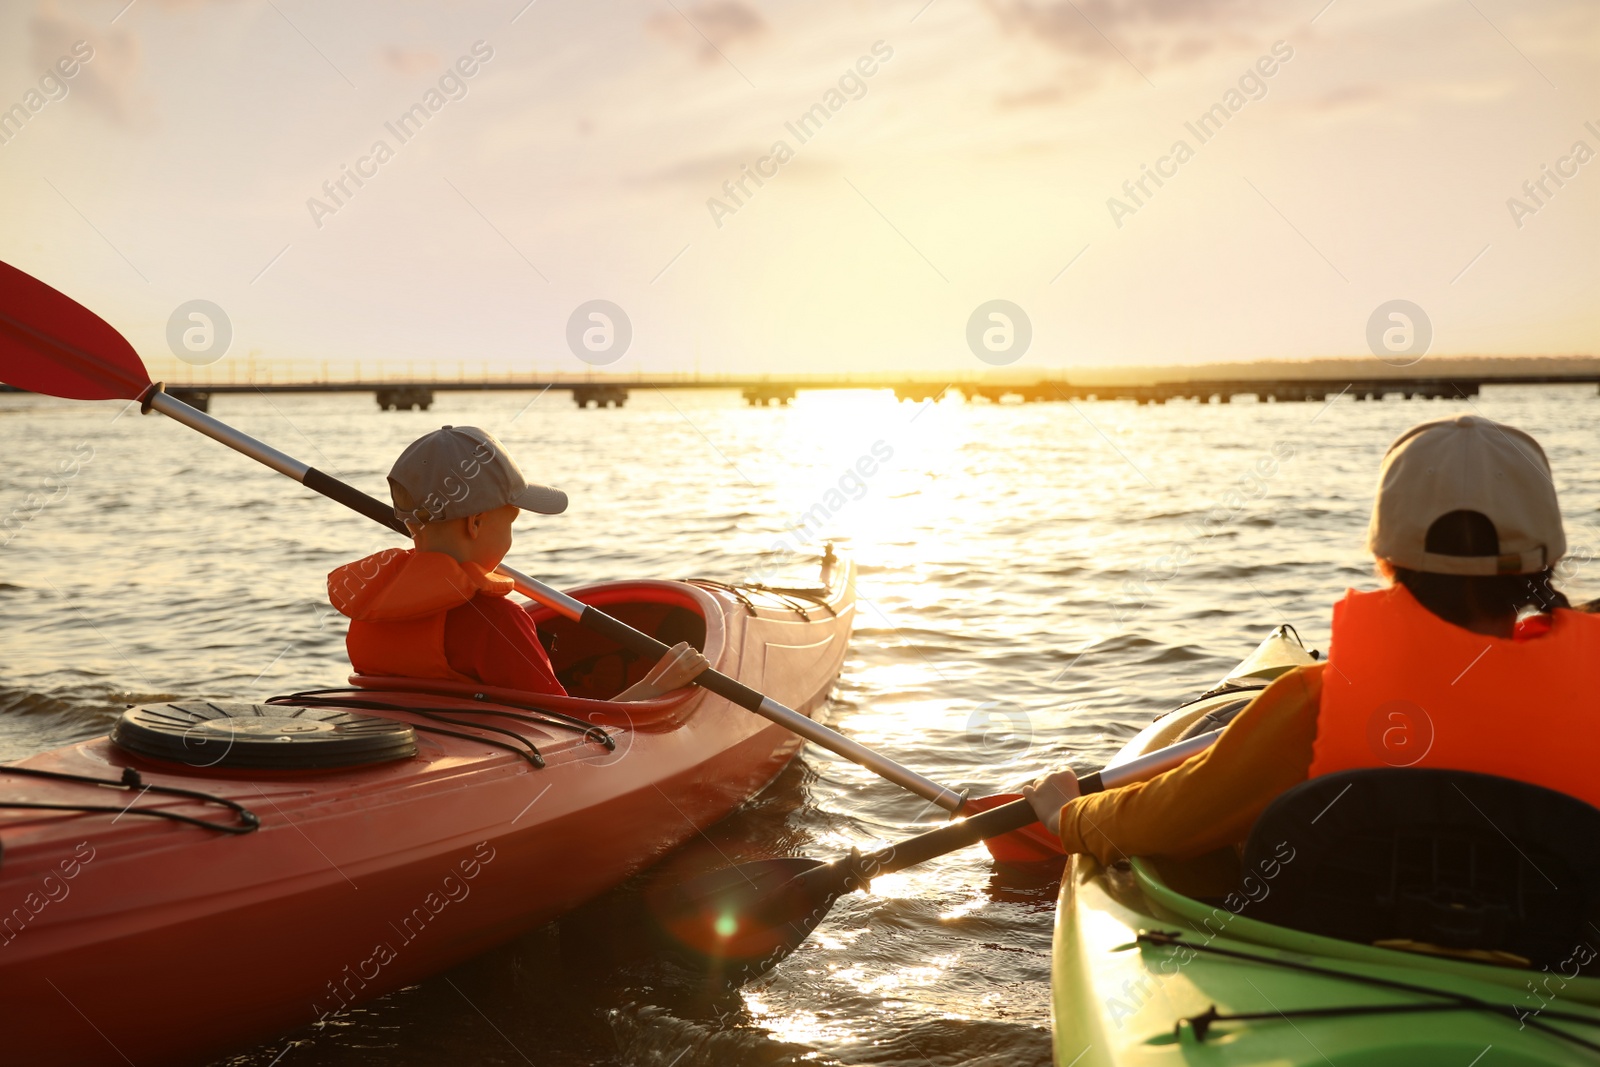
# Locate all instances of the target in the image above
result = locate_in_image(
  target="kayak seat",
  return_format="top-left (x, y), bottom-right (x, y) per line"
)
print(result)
top-left (547, 605), bottom-right (706, 699)
top-left (1239, 768), bottom-right (1600, 972)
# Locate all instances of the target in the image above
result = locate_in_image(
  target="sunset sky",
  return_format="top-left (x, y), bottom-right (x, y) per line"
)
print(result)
top-left (1, 0), bottom-right (1596, 376)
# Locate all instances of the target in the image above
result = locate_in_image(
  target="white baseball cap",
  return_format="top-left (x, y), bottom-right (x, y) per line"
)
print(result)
top-left (1366, 414), bottom-right (1564, 576)
top-left (388, 425), bottom-right (567, 525)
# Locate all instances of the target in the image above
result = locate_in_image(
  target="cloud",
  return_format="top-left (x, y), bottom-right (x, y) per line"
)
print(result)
top-left (636, 151), bottom-right (759, 186)
top-left (992, 62), bottom-right (1108, 109)
top-left (981, 0), bottom-right (1269, 72)
top-left (381, 45), bottom-right (442, 77)
top-left (1292, 78), bottom-right (1516, 120)
top-left (29, 2), bottom-right (145, 126)
top-left (1303, 83), bottom-right (1388, 113)
top-left (647, 1), bottom-right (766, 66)
top-left (633, 148), bottom-right (828, 188)
top-left (995, 85), bottom-right (1064, 109)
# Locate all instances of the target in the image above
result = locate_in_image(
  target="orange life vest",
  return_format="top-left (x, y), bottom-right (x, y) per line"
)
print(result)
top-left (327, 548), bottom-right (515, 681)
top-left (1311, 584), bottom-right (1600, 809)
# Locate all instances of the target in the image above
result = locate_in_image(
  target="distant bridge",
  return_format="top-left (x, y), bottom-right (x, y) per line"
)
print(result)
top-left (9, 373), bottom-right (1600, 412)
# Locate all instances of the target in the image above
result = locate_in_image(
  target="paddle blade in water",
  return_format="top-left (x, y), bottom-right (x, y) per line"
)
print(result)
top-left (964, 793), bottom-right (1069, 868)
top-left (649, 856), bottom-right (853, 985)
top-left (0, 261), bottom-right (151, 401)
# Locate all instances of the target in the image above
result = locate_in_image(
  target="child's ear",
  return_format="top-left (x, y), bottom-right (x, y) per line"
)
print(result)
top-left (464, 514), bottom-right (482, 540)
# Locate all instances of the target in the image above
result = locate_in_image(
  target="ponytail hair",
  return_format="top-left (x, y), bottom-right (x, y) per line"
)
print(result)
top-left (1376, 510), bottom-right (1570, 628)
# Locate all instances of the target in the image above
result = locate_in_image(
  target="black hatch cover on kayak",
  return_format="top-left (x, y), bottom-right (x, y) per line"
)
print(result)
top-left (112, 701), bottom-right (417, 770)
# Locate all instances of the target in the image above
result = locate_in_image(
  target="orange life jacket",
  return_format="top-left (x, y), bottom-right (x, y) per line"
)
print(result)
top-left (1311, 584), bottom-right (1600, 809)
top-left (327, 548), bottom-right (515, 681)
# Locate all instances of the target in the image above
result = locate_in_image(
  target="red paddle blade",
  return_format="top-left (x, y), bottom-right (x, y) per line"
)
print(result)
top-left (0, 261), bottom-right (151, 401)
top-left (963, 793), bottom-right (1069, 866)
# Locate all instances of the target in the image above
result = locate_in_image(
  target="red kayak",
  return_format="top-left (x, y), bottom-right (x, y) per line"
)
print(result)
top-left (0, 560), bottom-right (854, 1066)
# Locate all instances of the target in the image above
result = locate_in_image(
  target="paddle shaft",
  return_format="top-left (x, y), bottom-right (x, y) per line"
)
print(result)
top-left (143, 388), bottom-right (969, 812)
top-left (851, 728), bottom-right (1223, 879)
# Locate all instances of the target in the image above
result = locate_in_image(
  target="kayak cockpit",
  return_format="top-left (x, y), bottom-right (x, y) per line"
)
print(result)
top-left (346, 572), bottom-right (848, 723)
top-left (347, 579), bottom-right (724, 715)
top-left (1109, 627), bottom-right (1600, 991)
top-left (534, 589), bottom-right (708, 701)
top-left (1056, 629), bottom-right (1600, 1066)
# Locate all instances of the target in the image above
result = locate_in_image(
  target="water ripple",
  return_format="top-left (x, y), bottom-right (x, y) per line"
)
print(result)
top-left (3, 387), bottom-right (1596, 1065)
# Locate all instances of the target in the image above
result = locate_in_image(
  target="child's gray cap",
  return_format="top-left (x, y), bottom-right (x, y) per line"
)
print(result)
top-left (388, 425), bottom-right (567, 525)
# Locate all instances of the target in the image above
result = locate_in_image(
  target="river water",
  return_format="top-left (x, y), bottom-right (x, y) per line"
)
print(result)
top-left (2, 384), bottom-right (1597, 1066)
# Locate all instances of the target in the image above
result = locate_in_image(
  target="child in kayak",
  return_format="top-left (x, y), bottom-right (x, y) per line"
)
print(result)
top-left (327, 425), bottom-right (708, 699)
top-left (1025, 414), bottom-right (1600, 870)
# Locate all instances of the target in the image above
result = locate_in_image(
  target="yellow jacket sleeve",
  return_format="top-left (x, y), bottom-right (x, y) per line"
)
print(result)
top-left (1058, 663), bottom-right (1324, 863)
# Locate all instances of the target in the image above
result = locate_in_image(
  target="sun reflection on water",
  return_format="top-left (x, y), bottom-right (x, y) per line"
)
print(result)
top-left (832, 954), bottom-right (961, 996)
top-left (938, 894), bottom-right (990, 921)
top-left (741, 991), bottom-right (857, 1048)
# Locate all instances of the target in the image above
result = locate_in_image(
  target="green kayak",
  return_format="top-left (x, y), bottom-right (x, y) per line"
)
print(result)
top-left (1052, 627), bottom-right (1600, 1065)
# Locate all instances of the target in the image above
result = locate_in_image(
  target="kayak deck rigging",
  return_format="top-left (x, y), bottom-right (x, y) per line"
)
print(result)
top-left (1133, 930), bottom-right (1600, 1053)
top-left (0, 763), bottom-right (260, 834)
top-left (274, 687), bottom-right (619, 747)
top-left (687, 578), bottom-right (841, 620)
top-left (263, 689), bottom-right (625, 769)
